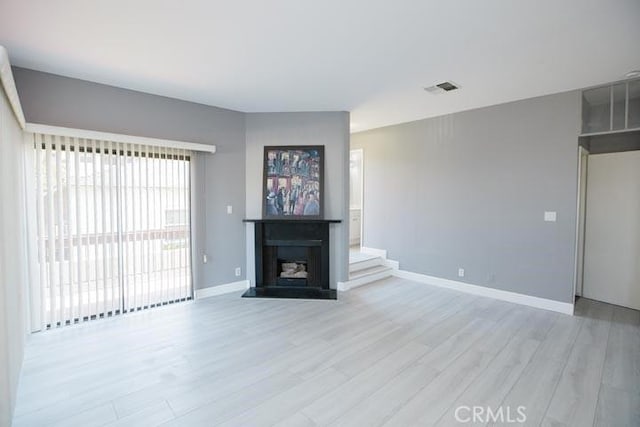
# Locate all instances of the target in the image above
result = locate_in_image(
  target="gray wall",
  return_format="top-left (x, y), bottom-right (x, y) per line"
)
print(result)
top-left (245, 112), bottom-right (350, 288)
top-left (352, 91), bottom-right (581, 303)
top-left (0, 83), bottom-right (28, 427)
top-left (12, 67), bottom-right (246, 289)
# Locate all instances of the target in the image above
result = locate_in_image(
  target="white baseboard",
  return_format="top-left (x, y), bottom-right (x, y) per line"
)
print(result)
top-left (195, 280), bottom-right (250, 300)
top-left (392, 270), bottom-right (574, 315)
top-left (384, 259), bottom-right (400, 270)
top-left (360, 246), bottom-right (387, 259)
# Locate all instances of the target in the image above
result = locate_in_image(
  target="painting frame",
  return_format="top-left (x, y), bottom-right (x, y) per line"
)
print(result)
top-left (262, 145), bottom-right (324, 219)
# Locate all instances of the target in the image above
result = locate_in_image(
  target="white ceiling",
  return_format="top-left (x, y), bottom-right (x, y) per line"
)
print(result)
top-left (1, 0), bottom-right (639, 132)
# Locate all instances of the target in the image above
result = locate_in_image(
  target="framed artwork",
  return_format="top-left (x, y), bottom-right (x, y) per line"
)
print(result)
top-left (263, 145), bottom-right (324, 219)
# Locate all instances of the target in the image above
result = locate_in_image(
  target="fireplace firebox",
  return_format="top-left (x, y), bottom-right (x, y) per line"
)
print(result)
top-left (242, 219), bottom-right (340, 299)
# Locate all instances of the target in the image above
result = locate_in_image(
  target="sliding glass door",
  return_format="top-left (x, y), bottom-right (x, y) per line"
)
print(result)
top-left (119, 143), bottom-right (191, 312)
top-left (30, 134), bottom-right (192, 330)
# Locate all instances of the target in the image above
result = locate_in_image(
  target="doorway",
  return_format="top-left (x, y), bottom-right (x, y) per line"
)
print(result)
top-left (578, 148), bottom-right (640, 310)
top-left (349, 149), bottom-right (363, 249)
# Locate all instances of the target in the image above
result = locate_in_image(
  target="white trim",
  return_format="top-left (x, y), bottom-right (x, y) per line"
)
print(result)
top-left (392, 269), bottom-right (574, 315)
top-left (573, 146), bottom-right (589, 298)
top-left (360, 246), bottom-right (387, 259)
top-left (194, 280), bottom-right (250, 299)
top-left (350, 148), bottom-right (364, 245)
top-left (0, 46), bottom-right (26, 129)
top-left (384, 259), bottom-right (400, 270)
top-left (25, 123), bottom-right (217, 154)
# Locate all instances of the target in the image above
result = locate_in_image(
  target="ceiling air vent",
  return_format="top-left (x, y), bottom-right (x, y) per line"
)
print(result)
top-left (424, 81), bottom-right (460, 94)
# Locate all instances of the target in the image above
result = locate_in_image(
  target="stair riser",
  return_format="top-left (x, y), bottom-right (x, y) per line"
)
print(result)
top-left (338, 270), bottom-right (393, 291)
top-left (350, 266), bottom-right (392, 280)
top-left (349, 257), bottom-right (384, 273)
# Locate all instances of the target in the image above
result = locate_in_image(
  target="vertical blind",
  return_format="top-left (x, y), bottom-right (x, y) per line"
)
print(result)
top-left (31, 133), bottom-right (192, 329)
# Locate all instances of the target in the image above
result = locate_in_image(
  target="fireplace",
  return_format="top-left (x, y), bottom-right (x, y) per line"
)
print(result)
top-left (266, 242), bottom-right (320, 287)
top-left (279, 260), bottom-right (307, 281)
top-left (242, 219), bottom-right (340, 299)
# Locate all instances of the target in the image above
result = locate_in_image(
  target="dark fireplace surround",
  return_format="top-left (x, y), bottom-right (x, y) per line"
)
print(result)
top-left (242, 219), bottom-right (340, 299)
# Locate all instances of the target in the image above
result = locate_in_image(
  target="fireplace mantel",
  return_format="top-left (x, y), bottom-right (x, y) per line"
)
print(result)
top-left (243, 219), bottom-right (341, 300)
top-left (243, 219), bottom-right (342, 224)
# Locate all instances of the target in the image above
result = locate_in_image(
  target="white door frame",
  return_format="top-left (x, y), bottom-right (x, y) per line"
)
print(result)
top-left (572, 145), bottom-right (589, 299)
top-left (350, 148), bottom-right (364, 247)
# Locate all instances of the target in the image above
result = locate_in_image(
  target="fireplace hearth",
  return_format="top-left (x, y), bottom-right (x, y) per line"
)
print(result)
top-left (242, 219), bottom-right (340, 299)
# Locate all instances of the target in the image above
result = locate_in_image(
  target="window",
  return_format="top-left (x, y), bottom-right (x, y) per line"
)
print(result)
top-left (30, 134), bottom-right (192, 329)
top-left (165, 209), bottom-right (188, 226)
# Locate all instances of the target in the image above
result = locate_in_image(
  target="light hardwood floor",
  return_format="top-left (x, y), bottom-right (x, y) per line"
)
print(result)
top-left (13, 277), bottom-right (640, 427)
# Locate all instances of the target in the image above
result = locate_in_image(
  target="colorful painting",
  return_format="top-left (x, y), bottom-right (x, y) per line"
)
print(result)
top-left (263, 146), bottom-right (324, 218)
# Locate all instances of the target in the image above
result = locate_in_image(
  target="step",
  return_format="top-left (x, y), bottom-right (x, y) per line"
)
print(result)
top-left (338, 265), bottom-right (394, 291)
top-left (349, 251), bottom-right (380, 264)
top-left (349, 265), bottom-right (392, 280)
top-left (349, 256), bottom-right (385, 273)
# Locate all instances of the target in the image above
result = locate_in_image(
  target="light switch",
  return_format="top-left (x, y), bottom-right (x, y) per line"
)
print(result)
top-left (227, 205), bottom-right (233, 214)
top-left (544, 211), bottom-right (557, 222)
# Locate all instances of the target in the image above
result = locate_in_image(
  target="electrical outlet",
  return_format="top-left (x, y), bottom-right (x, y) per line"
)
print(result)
top-left (235, 267), bottom-right (241, 277)
top-left (227, 205), bottom-right (233, 214)
top-left (203, 254), bottom-right (208, 264)
top-left (458, 268), bottom-right (465, 278)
